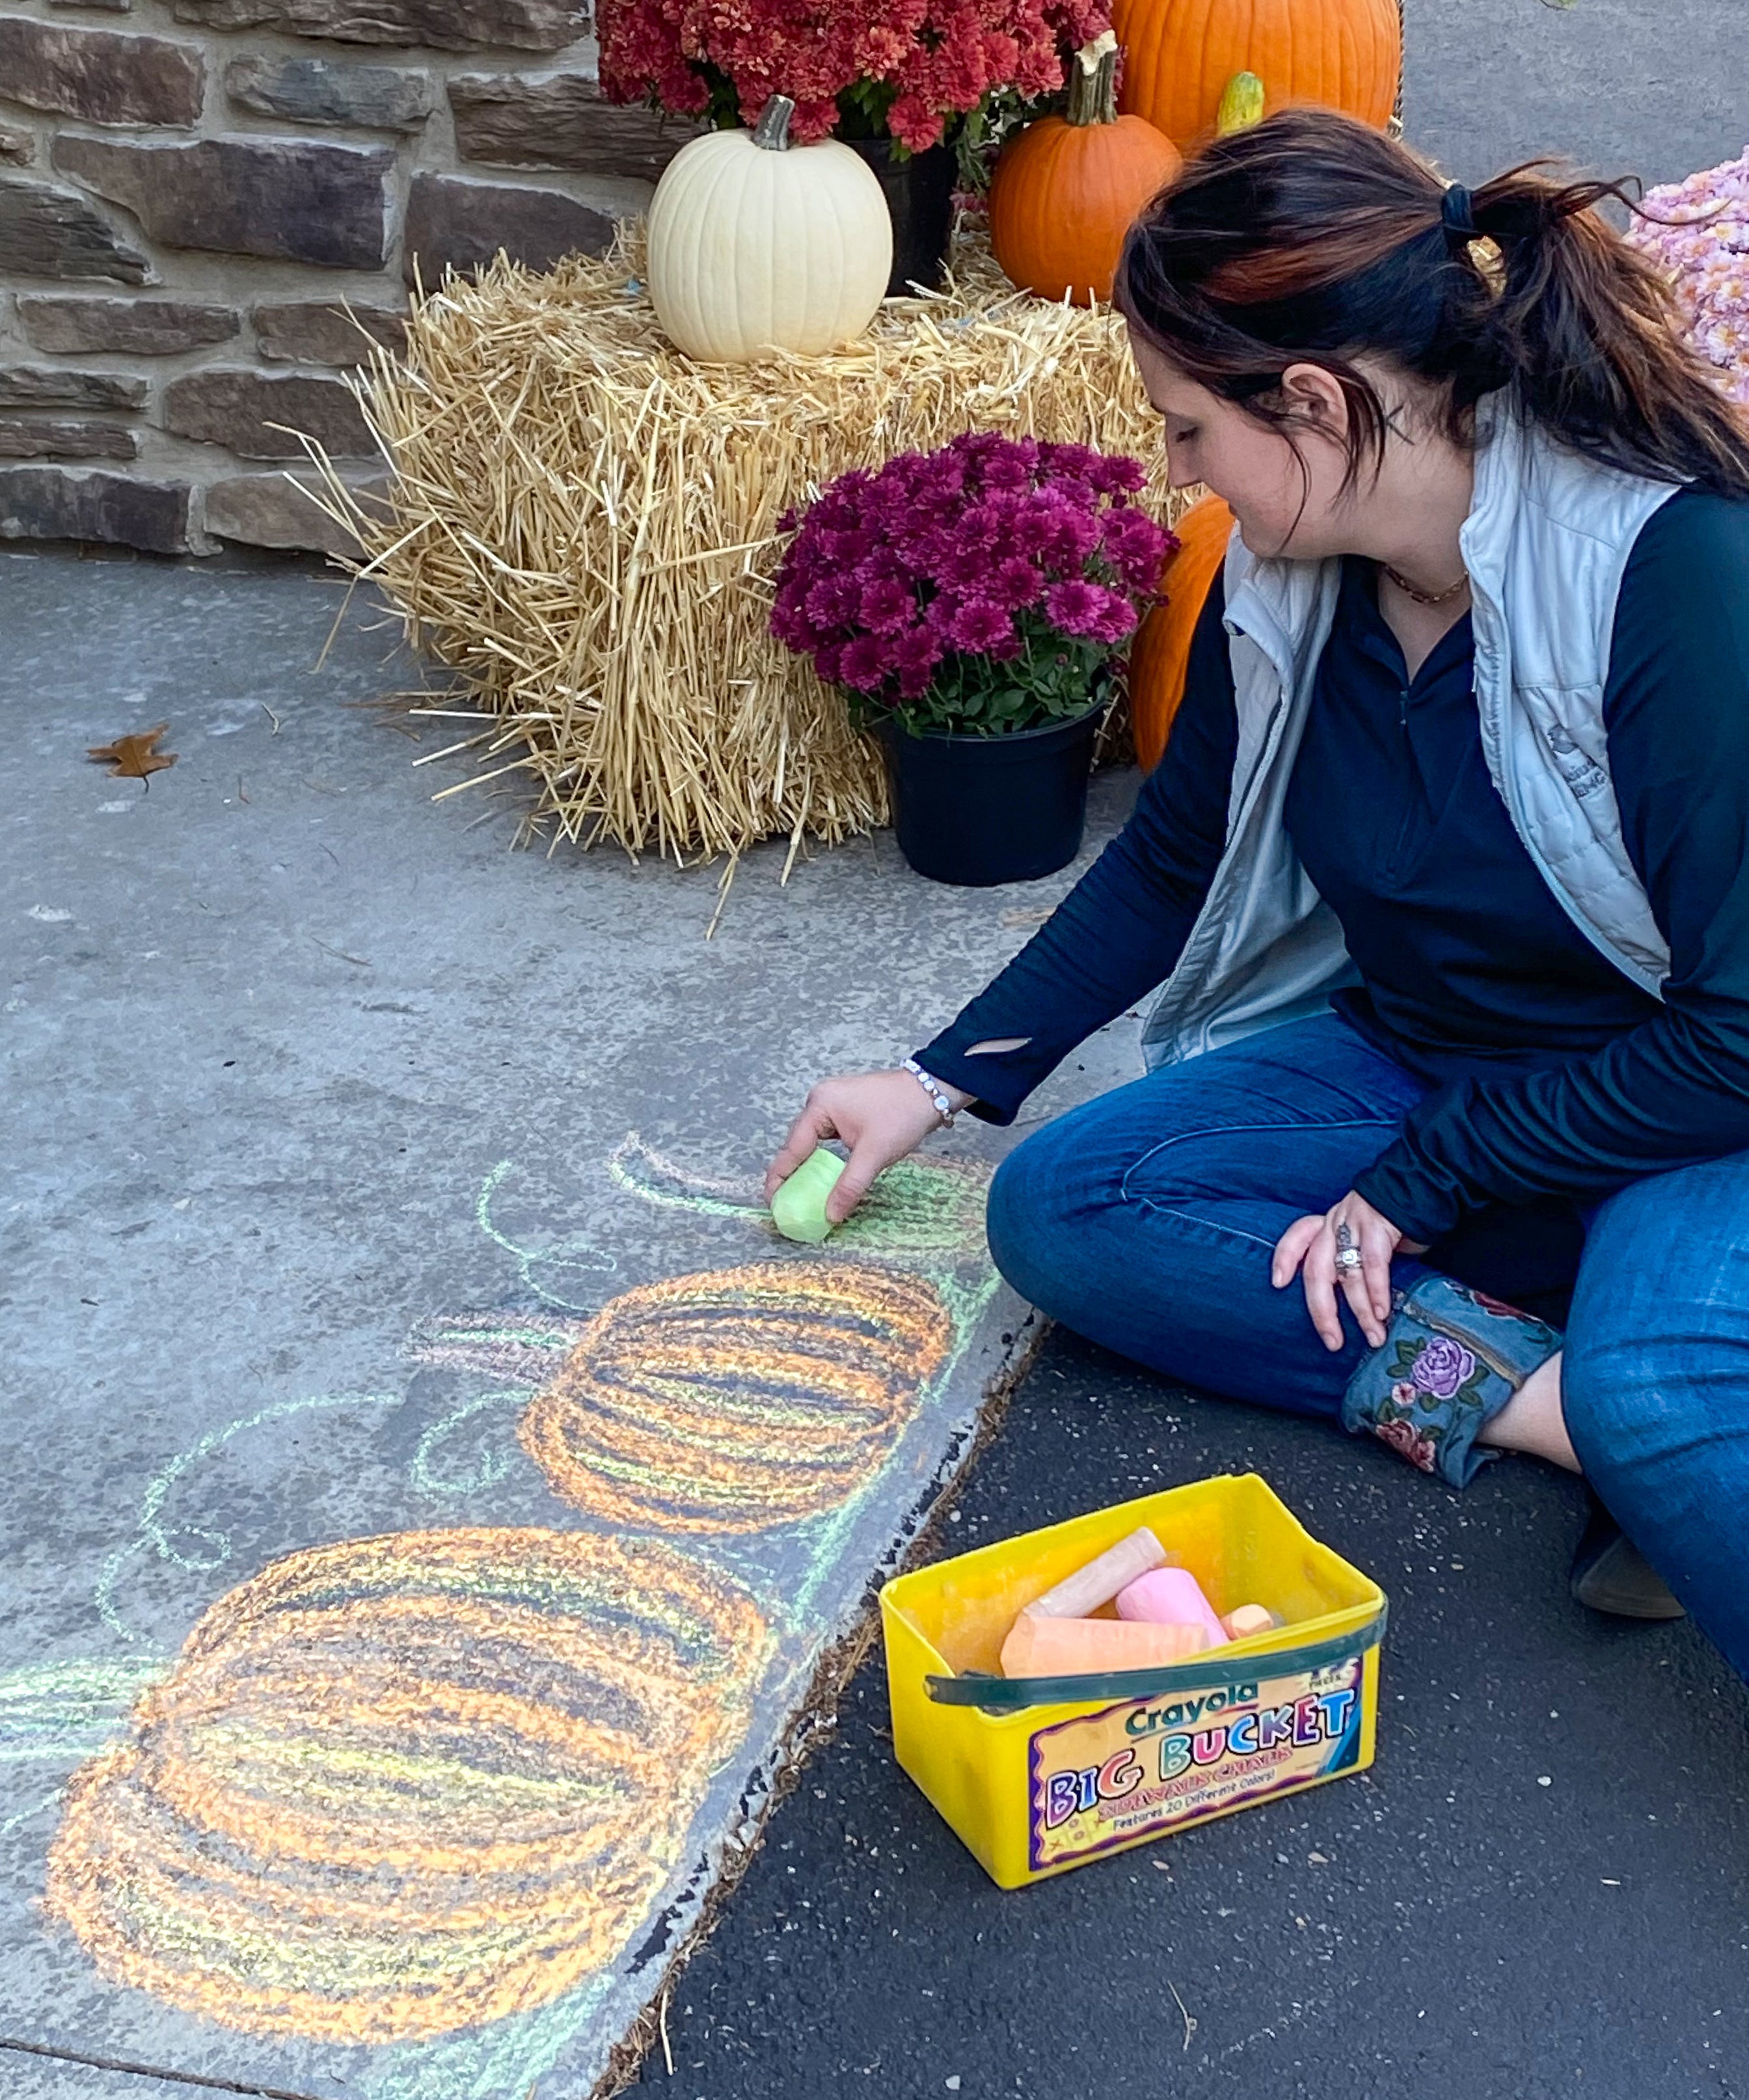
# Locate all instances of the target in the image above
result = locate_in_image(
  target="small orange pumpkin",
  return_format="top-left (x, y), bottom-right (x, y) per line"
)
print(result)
top-left (990, 33), bottom-right (1182, 306)
top-left (1111, 0), bottom-right (1401, 153)
top-left (1130, 492), bottom-right (1234, 771)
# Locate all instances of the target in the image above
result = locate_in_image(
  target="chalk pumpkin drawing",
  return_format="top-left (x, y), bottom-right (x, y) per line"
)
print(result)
top-left (43, 1528), bottom-right (772, 2045)
top-left (517, 1260), bottom-right (953, 1533)
top-left (18, 1133), bottom-right (1002, 2088)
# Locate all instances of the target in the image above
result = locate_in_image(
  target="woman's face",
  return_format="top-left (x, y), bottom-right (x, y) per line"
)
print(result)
top-left (1128, 334), bottom-right (1363, 560)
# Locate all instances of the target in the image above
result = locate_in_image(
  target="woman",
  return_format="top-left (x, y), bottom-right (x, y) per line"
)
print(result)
top-left (766, 111), bottom-right (1749, 1675)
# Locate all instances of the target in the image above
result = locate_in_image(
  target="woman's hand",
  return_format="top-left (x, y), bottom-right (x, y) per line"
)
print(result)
top-left (765, 1069), bottom-right (969, 1227)
top-left (1271, 1191), bottom-right (1424, 1352)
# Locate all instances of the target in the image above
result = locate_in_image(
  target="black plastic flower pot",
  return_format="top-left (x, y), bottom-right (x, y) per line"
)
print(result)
top-left (845, 138), bottom-right (956, 297)
top-left (876, 702), bottom-right (1105, 887)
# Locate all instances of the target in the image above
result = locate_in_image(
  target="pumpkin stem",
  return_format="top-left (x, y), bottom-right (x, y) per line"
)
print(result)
top-left (1216, 71), bottom-right (1266, 136)
top-left (752, 94), bottom-right (796, 151)
top-left (1066, 31), bottom-right (1119, 128)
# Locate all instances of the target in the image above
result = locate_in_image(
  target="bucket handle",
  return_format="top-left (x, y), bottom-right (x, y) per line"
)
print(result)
top-left (923, 1604), bottom-right (1389, 1714)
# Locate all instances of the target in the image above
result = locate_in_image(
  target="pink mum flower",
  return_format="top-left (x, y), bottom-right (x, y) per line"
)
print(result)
top-left (1626, 146), bottom-right (1749, 404)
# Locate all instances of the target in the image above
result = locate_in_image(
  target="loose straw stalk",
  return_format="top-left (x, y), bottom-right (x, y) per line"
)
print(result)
top-left (303, 222), bottom-right (1191, 868)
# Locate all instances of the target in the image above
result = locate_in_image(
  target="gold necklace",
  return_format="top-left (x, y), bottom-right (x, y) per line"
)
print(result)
top-left (1382, 561), bottom-right (1471, 608)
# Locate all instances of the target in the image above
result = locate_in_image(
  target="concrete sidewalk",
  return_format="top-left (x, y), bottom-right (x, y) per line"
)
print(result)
top-left (0, 545), bottom-right (1141, 2099)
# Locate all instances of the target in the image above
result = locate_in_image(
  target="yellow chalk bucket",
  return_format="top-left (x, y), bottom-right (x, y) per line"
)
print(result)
top-left (880, 1474), bottom-right (1387, 1888)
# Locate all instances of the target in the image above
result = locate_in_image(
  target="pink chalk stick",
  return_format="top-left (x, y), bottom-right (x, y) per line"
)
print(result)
top-left (1221, 1604), bottom-right (1279, 1641)
top-left (1115, 1567), bottom-right (1229, 1647)
top-left (1001, 1613), bottom-right (1206, 1679)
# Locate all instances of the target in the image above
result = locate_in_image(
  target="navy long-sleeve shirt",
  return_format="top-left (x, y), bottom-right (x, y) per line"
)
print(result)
top-left (915, 488), bottom-right (1749, 1243)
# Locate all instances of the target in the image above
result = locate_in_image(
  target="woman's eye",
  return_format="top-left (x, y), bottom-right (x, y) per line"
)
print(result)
top-left (1169, 425), bottom-right (1198, 446)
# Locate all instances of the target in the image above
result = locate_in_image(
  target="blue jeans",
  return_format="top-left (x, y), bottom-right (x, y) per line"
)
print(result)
top-left (986, 1015), bottom-right (1749, 1680)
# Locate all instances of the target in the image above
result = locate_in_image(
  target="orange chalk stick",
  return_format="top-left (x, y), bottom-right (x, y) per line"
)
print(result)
top-left (1000, 1613), bottom-right (1206, 1679)
top-left (1221, 1604), bottom-right (1279, 1641)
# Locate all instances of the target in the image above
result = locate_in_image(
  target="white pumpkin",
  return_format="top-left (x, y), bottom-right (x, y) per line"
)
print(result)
top-left (647, 96), bottom-right (894, 363)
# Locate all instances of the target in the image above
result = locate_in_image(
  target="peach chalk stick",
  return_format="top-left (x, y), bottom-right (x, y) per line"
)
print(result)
top-left (1115, 1567), bottom-right (1230, 1648)
top-left (1001, 1613), bottom-right (1207, 1679)
top-left (1020, 1526), bottom-right (1167, 1621)
top-left (1221, 1604), bottom-right (1279, 1641)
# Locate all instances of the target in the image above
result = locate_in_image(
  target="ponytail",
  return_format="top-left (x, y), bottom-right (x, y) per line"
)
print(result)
top-left (1114, 109), bottom-right (1749, 500)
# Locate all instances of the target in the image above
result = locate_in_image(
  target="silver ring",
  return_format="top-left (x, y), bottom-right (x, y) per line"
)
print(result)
top-left (1334, 1246), bottom-right (1364, 1272)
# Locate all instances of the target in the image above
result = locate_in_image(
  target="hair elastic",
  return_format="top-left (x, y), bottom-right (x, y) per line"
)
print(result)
top-left (1441, 183), bottom-right (1480, 250)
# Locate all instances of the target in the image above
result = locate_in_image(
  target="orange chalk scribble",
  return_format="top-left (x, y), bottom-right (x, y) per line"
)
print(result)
top-left (519, 1261), bottom-right (954, 1533)
top-left (44, 1528), bottom-right (771, 2044)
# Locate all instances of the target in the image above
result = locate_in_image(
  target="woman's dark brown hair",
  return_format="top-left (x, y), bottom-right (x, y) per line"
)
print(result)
top-left (1114, 107), bottom-right (1749, 500)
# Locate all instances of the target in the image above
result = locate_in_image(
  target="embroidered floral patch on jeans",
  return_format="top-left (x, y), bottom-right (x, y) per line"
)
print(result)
top-left (1340, 1275), bottom-right (1564, 1488)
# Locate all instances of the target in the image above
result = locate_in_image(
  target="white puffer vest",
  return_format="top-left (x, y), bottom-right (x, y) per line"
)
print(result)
top-left (1138, 392), bottom-right (1680, 1070)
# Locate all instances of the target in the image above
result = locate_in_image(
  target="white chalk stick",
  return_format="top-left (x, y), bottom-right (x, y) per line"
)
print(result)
top-left (1020, 1526), bottom-right (1168, 1621)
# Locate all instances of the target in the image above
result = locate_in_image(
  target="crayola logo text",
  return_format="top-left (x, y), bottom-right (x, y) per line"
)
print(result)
top-left (1124, 1682), bottom-right (1259, 1734)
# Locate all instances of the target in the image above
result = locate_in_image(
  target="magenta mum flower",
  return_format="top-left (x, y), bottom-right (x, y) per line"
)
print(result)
top-left (860, 577), bottom-right (915, 634)
top-left (1094, 454), bottom-right (1148, 495)
top-left (957, 500), bottom-right (1012, 553)
top-left (820, 526), bottom-right (875, 567)
top-left (990, 555), bottom-right (1046, 609)
top-left (805, 573), bottom-right (863, 629)
top-left (945, 597), bottom-right (1017, 653)
top-left (891, 625), bottom-right (944, 697)
top-left (770, 430), bottom-right (1165, 729)
top-left (1043, 579), bottom-right (1105, 636)
top-left (940, 545), bottom-right (995, 593)
top-left (1040, 441), bottom-right (1101, 483)
top-left (1102, 506), bottom-right (1174, 591)
top-left (838, 634), bottom-right (891, 691)
top-left (979, 450), bottom-right (1034, 492)
top-left (1086, 589), bottom-right (1138, 644)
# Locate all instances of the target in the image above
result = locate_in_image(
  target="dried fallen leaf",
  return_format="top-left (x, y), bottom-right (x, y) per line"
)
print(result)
top-left (88, 723), bottom-right (176, 781)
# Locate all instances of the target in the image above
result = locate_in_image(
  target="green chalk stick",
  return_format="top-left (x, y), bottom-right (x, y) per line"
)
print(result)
top-left (772, 1146), bottom-right (846, 1243)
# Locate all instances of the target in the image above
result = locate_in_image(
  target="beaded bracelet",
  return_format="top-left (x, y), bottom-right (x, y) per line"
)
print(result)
top-left (902, 1057), bottom-right (958, 1126)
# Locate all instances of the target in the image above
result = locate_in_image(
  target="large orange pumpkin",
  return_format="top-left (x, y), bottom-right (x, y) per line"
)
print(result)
top-left (1111, 0), bottom-right (1401, 152)
top-left (1130, 492), bottom-right (1234, 771)
top-left (990, 33), bottom-right (1182, 306)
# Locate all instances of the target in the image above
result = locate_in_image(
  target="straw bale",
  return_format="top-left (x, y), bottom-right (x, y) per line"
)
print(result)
top-left (308, 223), bottom-right (1191, 868)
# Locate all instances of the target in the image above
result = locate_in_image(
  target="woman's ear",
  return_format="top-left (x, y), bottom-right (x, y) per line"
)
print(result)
top-left (1279, 361), bottom-right (1349, 434)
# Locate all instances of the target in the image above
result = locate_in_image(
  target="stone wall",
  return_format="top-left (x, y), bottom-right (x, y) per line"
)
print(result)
top-left (0, 0), bottom-right (702, 554)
